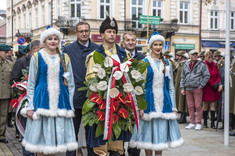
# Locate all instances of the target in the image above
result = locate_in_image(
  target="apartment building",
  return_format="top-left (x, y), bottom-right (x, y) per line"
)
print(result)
top-left (201, 0), bottom-right (235, 53)
top-left (6, 0), bottom-right (200, 53)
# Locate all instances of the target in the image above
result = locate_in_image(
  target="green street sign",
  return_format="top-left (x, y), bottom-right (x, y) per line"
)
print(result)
top-left (139, 15), bottom-right (161, 25)
top-left (175, 44), bottom-right (195, 50)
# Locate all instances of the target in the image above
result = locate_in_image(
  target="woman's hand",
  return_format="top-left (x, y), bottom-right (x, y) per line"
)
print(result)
top-left (173, 110), bottom-right (178, 115)
top-left (218, 85), bottom-right (223, 93)
top-left (26, 110), bottom-right (34, 119)
top-left (139, 110), bottom-right (144, 119)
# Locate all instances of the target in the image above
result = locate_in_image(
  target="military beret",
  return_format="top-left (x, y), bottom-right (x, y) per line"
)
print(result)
top-left (0, 44), bottom-right (11, 51)
top-left (176, 51), bottom-right (186, 56)
top-left (164, 51), bottom-right (171, 56)
top-left (100, 16), bottom-right (118, 34)
top-left (213, 51), bottom-right (221, 57)
top-left (199, 51), bottom-right (205, 57)
top-left (18, 45), bottom-right (29, 55)
top-left (189, 50), bottom-right (198, 55)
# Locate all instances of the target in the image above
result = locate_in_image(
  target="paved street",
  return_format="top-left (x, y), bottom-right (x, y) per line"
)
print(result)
top-left (1, 123), bottom-right (235, 156)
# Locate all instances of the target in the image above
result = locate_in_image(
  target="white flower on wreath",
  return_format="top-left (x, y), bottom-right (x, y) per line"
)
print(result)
top-left (89, 84), bottom-right (98, 92)
top-left (134, 86), bottom-right (144, 95)
top-left (120, 62), bottom-right (130, 73)
top-left (123, 83), bottom-right (134, 92)
top-left (97, 68), bottom-right (106, 79)
top-left (131, 70), bottom-right (141, 80)
top-left (113, 71), bottom-right (123, 80)
top-left (93, 64), bottom-right (101, 72)
top-left (97, 81), bottom-right (108, 91)
top-left (110, 88), bottom-right (120, 98)
top-left (104, 57), bottom-right (113, 68)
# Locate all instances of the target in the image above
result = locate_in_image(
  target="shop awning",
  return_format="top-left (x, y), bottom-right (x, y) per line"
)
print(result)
top-left (202, 41), bottom-right (235, 48)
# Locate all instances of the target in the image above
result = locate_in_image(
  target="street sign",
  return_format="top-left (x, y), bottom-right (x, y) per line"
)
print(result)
top-left (139, 15), bottom-right (161, 25)
top-left (17, 37), bottom-right (26, 45)
top-left (175, 44), bottom-right (195, 50)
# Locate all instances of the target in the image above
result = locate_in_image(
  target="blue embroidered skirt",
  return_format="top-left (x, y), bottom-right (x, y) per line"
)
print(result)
top-left (22, 116), bottom-right (78, 154)
top-left (130, 118), bottom-right (184, 150)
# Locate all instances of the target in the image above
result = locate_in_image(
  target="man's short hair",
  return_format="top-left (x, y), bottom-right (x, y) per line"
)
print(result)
top-left (75, 21), bottom-right (90, 31)
top-left (30, 40), bottom-right (40, 52)
top-left (122, 31), bottom-right (136, 41)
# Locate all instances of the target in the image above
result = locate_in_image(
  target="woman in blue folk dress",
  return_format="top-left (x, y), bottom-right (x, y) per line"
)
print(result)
top-left (22, 27), bottom-right (78, 156)
top-left (130, 32), bottom-right (184, 156)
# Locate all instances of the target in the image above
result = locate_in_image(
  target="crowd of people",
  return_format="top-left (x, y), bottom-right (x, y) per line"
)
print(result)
top-left (0, 15), bottom-right (234, 156)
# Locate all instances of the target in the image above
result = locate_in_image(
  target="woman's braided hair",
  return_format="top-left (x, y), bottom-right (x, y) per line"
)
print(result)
top-left (56, 47), bottom-right (68, 86)
top-left (160, 52), bottom-right (167, 74)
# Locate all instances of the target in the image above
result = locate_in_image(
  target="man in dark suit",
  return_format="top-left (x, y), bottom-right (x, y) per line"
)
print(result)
top-left (122, 31), bottom-right (145, 61)
top-left (64, 21), bottom-right (99, 156)
top-left (121, 31), bottom-right (145, 156)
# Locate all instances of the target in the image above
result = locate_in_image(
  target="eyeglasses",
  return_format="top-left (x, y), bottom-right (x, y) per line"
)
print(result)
top-left (76, 30), bottom-right (90, 34)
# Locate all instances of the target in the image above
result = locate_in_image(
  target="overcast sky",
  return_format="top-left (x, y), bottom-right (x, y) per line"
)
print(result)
top-left (0, 1), bottom-right (6, 10)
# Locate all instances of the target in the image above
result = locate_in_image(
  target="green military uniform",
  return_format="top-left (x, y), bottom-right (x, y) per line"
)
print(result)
top-left (175, 60), bottom-right (188, 112)
top-left (0, 44), bottom-right (13, 141)
top-left (229, 59), bottom-right (235, 115)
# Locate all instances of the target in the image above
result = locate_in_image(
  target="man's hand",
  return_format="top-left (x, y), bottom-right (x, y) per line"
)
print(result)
top-left (139, 110), bottom-right (144, 119)
top-left (181, 90), bottom-right (185, 95)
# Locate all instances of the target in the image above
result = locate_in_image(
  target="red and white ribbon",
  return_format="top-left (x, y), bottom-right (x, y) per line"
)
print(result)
top-left (103, 58), bottom-right (139, 140)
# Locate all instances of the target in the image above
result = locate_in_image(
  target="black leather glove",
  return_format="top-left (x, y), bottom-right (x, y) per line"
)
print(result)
top-left (213, 83), bottom-right (219, 91)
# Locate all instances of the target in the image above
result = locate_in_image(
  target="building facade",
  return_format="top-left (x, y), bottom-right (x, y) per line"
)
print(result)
top-left (6, 0), bottom-right (201, 53)
top-left (201, 0), bottom-right (235, 53)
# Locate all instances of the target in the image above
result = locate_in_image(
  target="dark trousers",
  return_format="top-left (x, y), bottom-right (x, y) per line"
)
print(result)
top-left (66, 109), bottom-right (97, 156)
top-left (127, 147), bottom-right (141, 156)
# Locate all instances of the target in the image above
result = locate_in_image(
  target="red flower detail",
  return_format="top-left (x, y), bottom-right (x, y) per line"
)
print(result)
top-left (115, 92), bottom-right (125, 103)
top-left (10, 99), bottom-right (18, 108)
top-left (97, 110), bottom-right (105, 121)
top-left (99, 100), bottom-right (106, 110)
top-left (113, 101), bottom-right (120, 112)
top-left (113, 114), bottom-right (119, 124)
top-left (124, 96), bottom-right (131, 107)
top-left (26, 74), bottom-right (29, 81)
top-left (90, 93), bottom-right (103, 105)
top-left (118, 108), bottom-right (128, 119)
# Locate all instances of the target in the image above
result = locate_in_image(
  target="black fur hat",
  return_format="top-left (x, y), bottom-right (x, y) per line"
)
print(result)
top-left (99, 16), bottom-right (118, 34)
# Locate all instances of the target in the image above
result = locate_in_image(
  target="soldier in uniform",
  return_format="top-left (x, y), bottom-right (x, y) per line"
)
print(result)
top-left (198, 51), bottom-right (205, 61)
top-left (213, 51), bottom-right (222, 64)
top-left (0, 44), bottom-right (13, 143)
top-left (175, 51), bottom-right (189, 124)
top-left (229, 57), bottom-right (235, 134)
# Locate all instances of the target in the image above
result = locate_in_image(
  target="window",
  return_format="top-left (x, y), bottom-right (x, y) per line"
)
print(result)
top-left (71, 0), bottom-right (81, 18)
top-left (48, 3), bottom-right (51, 25)
top-left (18, 16), bottom-right (21, 29)
top-left (57, 0), bottom-right (61, 18)
top-left (29, 11), bottom-right (32, 29)
top-left (231, 12), bottom-right (235, 30)
top-left (23, 13), bottom-right (26, 28)
top-left (100, 0), bottom-right (110, 19)
top-left (179, 2), bottom-right (189, 24)
top-left (35, 8), bottom-right (38, 28)
top-left (210, 11), bottom-right (218, 30)
top-left (42, 6), bottom-right (45, 26)
top-left (132, 0), bottom-right (143, 28)
top-left (153, 0), bottom-right (162, 17)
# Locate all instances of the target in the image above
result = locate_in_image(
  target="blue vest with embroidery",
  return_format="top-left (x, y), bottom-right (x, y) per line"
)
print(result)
top-left (144, 58), bottom-right (173, 114)
top-left (33, 52), bottom-right (72, 112)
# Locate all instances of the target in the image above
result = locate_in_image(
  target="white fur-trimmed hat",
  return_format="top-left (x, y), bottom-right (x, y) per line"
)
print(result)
top-left (148, 32), bottom-right (165, 52)
top-left (40, 26), bottom-right (62, 44)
